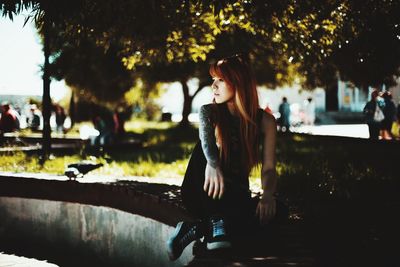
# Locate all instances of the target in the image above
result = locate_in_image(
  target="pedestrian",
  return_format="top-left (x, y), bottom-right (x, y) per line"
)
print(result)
top-left (167, 55), bottom-right (286, 261)
top-left (112, 107), bottom-right (125, 137)
top-left (54, 104), bottom-right (66, 133)
top-left (303, 97), bottom-right (316, 126)
top-left (278, 97), bottom-right (291, 132)
top-left (90, 109), bottom-right (114, 146)
top-left (0, 103), bottom-right (19, 134)
top-left (363, 89), bottom-right (385, 140)
top-left (397, 101), bottom-right (400, 121)
top-left (380, 91), bottom-right (396, 140)
top-left (392, 101), bottom-right (400, 139)
top-left (28, 104), bottom-right (41, 132)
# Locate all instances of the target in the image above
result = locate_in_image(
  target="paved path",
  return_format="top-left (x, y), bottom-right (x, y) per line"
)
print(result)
top-left (0, 252), bottom-right (59, 267)
top-left (293, 124), bottom-right (369, 138)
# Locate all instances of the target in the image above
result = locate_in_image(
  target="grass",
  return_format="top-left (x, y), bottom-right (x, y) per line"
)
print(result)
top-left (0, 120), bottom-right (198, 180)
top-left (0, 151), bottom-right (83, 174)
top-left (275, 134), bottom-right (398, 201)
top-left (1, 121), bottom-right (398, 198)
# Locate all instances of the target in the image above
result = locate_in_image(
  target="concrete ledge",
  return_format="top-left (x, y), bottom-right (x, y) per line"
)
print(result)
top-left (0, 174), bottom-right (194, 267)
top-left (0, 197), bottom-right (193, 267)
top-left (0, 174), bottom-right (192, 227)
top-left (0, 173), bottom-right (316, 267)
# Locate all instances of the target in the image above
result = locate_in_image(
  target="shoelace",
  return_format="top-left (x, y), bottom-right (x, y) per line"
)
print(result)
top-left (212, 219), bottom-right (226, 237)
top-left (180, 225), bottom-right (197, 247)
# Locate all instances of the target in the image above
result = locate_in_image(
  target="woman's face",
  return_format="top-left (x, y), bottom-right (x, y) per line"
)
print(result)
top-left (211, 76), bottom-right (234, 104)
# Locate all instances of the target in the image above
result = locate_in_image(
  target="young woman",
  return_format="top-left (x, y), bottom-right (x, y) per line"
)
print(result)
top-left (167, 55), bottom-right (280, 261)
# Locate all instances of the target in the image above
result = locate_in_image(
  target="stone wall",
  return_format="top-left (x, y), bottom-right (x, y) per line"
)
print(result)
top-left (0, 174), bottom-right (194, 267)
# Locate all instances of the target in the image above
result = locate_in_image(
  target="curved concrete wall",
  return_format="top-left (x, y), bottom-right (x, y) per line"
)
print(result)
top-left (0, 196), bottom-right (193, 267)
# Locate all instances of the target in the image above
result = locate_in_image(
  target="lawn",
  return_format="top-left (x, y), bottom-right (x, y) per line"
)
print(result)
top-left (0, 120), bottom-right (197, 179)
top-left (1, 121), bottom-right (398, 191)
top-left (1, 120), bottom-right (398, 202)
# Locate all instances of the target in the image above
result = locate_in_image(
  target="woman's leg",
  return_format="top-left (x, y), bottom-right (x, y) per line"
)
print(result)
top-left (168, 142), bottom-right (214, 260)
top-left (181, 141), bottom-right (254, 221)
top-left (181, 141), bottom-right (209, 218)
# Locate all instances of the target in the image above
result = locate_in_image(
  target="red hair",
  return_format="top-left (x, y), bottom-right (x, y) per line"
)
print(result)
top-left (209, 55), bottom-right (260, 173)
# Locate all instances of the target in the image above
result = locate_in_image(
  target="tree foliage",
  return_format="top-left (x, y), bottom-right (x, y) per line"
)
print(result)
top-left (3, 0), bottom-right (400, 106)
top-left (333, 0), bottom-right (400, 87)
top-left (290, 0), bottom-right (400, 88)
top-left (50, 38), bottom-right (134, 104)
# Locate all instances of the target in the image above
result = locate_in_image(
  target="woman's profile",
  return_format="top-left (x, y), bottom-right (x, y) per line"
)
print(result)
top-left (167, 54), bottom-right (283, 261)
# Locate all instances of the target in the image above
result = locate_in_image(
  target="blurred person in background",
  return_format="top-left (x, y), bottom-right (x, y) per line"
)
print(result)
top-left (380, 91), bottom-right (396, 140)
top-left (391, 101), bottom-right (400, 139)
top-left (54, 104), bottom-right (67, 134)
top-left (363, 89), bottom-right (385, 140)
top-left (303, 97), bottom-right (315, 126)
top-left (27, 104), bottom-right (41, 132)
top-left (0, 102), bottom-right (20, 134)
top-left (278, 97), bottom-right (290, 132)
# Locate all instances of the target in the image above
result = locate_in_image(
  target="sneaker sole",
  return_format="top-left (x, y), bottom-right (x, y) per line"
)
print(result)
top-left (206, 241), bottom-right (232, 250)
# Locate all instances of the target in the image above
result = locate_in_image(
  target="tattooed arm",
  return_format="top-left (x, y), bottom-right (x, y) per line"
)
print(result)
top-left (199, 105), bottom-right (225, 199)
top-left (199, 105), bottom-right (219, 168)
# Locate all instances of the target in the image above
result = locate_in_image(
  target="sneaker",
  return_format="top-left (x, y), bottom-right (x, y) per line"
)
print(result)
top-left (206, 217), bottom-right (232, 250)
top-left (167, 221), bottom-right (202, 261)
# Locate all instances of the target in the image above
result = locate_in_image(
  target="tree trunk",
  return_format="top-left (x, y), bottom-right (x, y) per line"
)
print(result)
top-left (325, 79), bottom-right (339, 111)
top-left (41, 15), bottom-right (52, 162)
top-left (178, 78), bottom-right (209, 128)
top-left (179, 78), bottom-right (192, 128)
top-left (69, 90), bottom-right (75, 128)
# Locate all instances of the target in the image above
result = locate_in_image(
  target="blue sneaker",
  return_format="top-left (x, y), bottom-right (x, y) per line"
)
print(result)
top-left (167, 221), bottom-right (202, 261)
top-left (206, 217), bottom-right (232, 250)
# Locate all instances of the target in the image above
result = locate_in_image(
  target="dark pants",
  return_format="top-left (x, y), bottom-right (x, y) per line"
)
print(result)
top-left (181, 141), bottom-right (288, 234)
top-left (368, 122), bottom-right (380, 139)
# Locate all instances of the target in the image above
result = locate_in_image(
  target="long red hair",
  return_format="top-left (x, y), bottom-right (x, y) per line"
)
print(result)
top-left (209, 55), bottom-right (260, 173)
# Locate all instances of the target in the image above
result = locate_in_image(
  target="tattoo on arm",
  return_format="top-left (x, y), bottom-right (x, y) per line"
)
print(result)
top-left (199, 105), bottom-right (220, 168)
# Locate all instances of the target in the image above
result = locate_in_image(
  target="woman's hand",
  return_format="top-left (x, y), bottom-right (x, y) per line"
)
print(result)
top-left (256, 191), bottom-right (276, 225)
top-left (203, 163), bottom-right (225, 199)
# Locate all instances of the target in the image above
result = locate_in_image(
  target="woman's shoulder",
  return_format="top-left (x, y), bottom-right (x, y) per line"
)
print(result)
top-left (258, 109), bottom-right (277, 133)
top-left (257, 108), bottom-right (275, 121)
top-left (200, 103), bottom-right (213, 111)
top-left (199, 104), bottom-right (214, 115)
top-left (199, 104), bottom-right (215, 122)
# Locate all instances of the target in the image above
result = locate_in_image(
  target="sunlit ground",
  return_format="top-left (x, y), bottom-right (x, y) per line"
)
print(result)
top-left (293, 124), bottom-right (369, 138)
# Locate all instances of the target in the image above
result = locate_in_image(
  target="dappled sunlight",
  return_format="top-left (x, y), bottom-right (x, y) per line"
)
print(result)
top-left (124, 120), bottom-right (176, 133)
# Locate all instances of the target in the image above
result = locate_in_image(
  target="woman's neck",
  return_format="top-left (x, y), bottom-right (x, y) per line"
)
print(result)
top-left (227, 101), bottom-right (236, 115)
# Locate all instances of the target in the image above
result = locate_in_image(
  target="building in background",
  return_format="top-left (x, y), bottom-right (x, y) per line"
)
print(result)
top-left (337, 78), bottom-right (400, 111)
top-left (388, 77), bottom-right (400, 106)
top-left (337, 80), bottom-right (368, 112)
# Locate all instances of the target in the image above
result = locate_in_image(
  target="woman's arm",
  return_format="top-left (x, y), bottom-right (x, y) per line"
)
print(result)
top-left (199, 105), bottom-right (219, 168)
top-left (199, 105), bottom-right (225, 199)
top-left (256, 111), bottom-right (278, 224)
